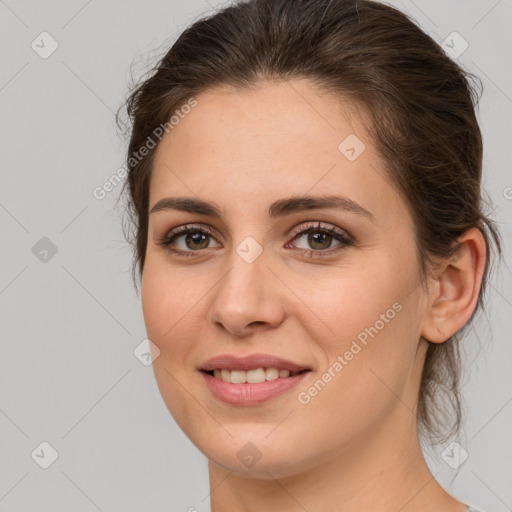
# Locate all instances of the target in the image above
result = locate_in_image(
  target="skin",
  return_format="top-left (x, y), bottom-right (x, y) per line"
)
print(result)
top-left (141, 78), bottom-right (486, 512)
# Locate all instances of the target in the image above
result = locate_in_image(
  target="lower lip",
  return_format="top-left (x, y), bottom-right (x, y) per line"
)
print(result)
top-left (200, 371), bottom-right (310, 406)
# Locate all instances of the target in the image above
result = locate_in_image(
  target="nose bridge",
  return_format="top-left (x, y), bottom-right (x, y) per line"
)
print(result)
top-left (208, 235), bottom-right (285, 333)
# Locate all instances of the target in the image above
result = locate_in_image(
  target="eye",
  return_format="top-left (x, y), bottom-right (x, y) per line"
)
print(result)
top-left (157, 224), bottom-right (221, 257)
top-left (286, 221), bottom-right (353, 257)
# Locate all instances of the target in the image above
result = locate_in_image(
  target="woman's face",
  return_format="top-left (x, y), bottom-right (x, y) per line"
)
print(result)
top-left (142, 79), bottom-right (431, 478)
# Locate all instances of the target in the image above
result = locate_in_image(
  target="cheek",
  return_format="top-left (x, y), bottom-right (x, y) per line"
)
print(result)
top-left (141, 261), bottom-right (204, 431)
top-left (141, 256), bottom-right (199, 347)
top-left (299, 259), bottom-right (420, 401)
top-left (141, 268), bottom-right (169, 349)
top-left (141, 255), bottom-right (219, 380)
top-left (292, 310), bottom-right (418, 457)
top-left (299, 261), bottom-right (411, 345)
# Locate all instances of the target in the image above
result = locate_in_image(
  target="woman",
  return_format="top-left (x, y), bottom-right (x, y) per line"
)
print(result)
top-left (117, 0), bottom-right (502, 510)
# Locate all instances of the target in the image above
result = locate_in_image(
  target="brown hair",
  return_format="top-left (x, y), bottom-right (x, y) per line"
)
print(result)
top-left (116, 0), bottom-right (502, 445)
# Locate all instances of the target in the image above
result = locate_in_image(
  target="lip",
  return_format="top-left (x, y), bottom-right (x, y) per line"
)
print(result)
top-left (199, 353), bottom-right (312, 406)
top-left (200, 370), bottom-right (310, 406)
top-left (200, 353), bottom-right (311, 373)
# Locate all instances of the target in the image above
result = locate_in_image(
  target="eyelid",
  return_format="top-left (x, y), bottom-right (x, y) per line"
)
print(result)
top-left (288, 220), bottom-right (352, 240)
top-left (158, 223), bottom-right (219, 246)
top-left (161, 223), bottom-right (214, 238)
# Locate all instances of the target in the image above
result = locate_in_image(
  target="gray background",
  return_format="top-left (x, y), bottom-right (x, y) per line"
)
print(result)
top-left (0, 0), bottom-right (511, 511)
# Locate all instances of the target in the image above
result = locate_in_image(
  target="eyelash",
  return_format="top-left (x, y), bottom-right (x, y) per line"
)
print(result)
top-left (156, 221), bottom-right (354, 259)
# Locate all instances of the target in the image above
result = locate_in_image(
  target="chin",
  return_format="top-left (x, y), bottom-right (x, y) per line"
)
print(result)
top-left (193, 432), bottom-right (313, 480)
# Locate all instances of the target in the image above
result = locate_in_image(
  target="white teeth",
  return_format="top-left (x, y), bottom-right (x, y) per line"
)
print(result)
top-left (246, 368), bottom-right (266, 383)
top-left (211, 367), bottom-right (297, 383)
top-left (265, 367), bottom-right (279, 381)
top-left (230, 370), bottom-right (246, 384)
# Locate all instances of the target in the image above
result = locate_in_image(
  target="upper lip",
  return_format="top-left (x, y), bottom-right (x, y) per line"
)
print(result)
top-left (200, 353), bottom-right (311, 373)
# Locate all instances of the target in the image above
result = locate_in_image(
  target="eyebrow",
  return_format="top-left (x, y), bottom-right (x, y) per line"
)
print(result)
top-left (149, 194), bottom-right (375, 222)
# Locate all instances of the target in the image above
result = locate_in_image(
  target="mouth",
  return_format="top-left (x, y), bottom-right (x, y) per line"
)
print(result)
top-left (198, 353), bottom-right (312, 405)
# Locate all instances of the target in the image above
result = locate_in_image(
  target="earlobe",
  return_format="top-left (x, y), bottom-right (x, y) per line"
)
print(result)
top-left (420, 227), bottom-right (487, 344)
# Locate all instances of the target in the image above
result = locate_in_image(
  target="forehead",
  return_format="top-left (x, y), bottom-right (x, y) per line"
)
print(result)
top-left (149, 79), bottom-right (407, 225)
top-left (153, 79), bottom-right (366, 171)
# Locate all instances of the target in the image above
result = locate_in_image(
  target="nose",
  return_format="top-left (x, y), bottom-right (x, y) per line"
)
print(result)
top-left (208, 246), bottom-right (286, 336)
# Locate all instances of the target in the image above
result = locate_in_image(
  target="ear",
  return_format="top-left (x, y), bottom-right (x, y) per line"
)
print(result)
top-left (421, 227), bottom-right (487, 344)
